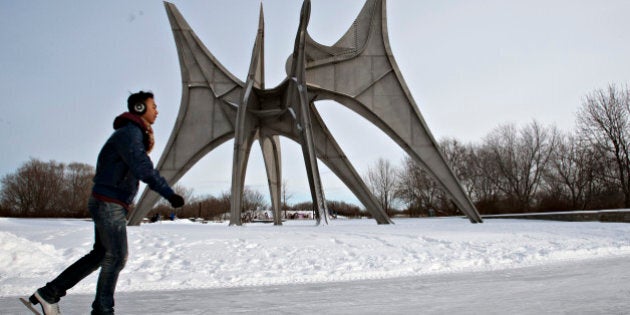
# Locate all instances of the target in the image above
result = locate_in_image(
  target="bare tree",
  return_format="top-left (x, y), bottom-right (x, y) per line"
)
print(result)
top-left (577, 84), bottom-right (630, 207)
top-left (0, 159), bottom-right (66, 216)
top-left (60, 162), bottom-right (95, 216)
top-left (439, 138), bottom-right (477, 198)
top-left (395, 156), bottom-right (443, 217)
top-left (281, 179), bottom-right (293, 218)
top-left (242, 186), bottom-right (268, 211)
top-left (326, 200), bottom-right (362, 218)
top-left (467, 145), bottom-right (504, 213)
top-left (543, 133), bottom-right (606, 210)
top-left (483, 121), bottom-right (558, 211)
top-left (364, 158), bottom-right (399, 216)
top-left (0, 159), bottom-right (96, 217)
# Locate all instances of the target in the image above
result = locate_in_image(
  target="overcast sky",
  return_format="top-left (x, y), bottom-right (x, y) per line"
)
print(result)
top-left (1, 0), bottom-right (629, 205)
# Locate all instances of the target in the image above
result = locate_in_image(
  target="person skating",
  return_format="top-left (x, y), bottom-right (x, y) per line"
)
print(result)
top-left (25, 91), bottom-right (184, 315)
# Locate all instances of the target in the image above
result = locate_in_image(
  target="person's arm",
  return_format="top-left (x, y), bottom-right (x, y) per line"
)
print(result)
top-left (115, 126), bottom-right (177, 201)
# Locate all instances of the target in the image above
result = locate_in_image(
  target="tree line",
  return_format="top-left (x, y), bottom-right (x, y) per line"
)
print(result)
top-left (0, 159), bottom-right (94, 217)
top-left (365, 84), bottom-right (630, 217)
top-left (0, 160), bottom-right (363, 220)
top-left (149, 185), bottom-right (365, 221)
top-left (1, 84), bottom-right (629, 218)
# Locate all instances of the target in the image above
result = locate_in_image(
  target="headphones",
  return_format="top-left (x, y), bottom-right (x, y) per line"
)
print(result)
top-left (132, 102), bottom-right (147, 115)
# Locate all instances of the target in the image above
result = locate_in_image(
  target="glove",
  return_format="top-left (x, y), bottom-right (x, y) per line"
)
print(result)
top-left (167, 194), bottom-right (185, 208)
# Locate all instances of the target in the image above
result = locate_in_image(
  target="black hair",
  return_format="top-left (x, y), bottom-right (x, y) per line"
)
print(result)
top-left (127, 91), bottom-right (154, 114)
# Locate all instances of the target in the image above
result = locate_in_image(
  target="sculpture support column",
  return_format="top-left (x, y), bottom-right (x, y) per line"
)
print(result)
top-left (260, 134), bottom-right (282, 225)
top-left (229, 5), bottom-right (265, 226)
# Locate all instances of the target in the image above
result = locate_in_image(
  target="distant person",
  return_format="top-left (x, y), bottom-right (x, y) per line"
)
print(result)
top-left (26, 91), bottom-right (184, 315)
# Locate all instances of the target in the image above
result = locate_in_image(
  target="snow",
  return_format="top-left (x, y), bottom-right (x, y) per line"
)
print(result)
top-left (1, 217), bottom-right (630, 313)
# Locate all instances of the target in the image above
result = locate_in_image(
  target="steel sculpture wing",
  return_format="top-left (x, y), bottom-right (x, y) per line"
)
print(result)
top-left (128, 3), bottom-right (244, 225)
top-left (293, 0), bottom-right (483, 223)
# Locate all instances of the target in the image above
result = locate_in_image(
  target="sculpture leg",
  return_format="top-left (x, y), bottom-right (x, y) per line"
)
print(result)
top-left (229, 131), bottom-right (257, 226)
top-left (302, 149), bottom-right (328, 225)
top-left (294, 90), bottom-right (329, 225)
top-left (229, 80), bottom-right (259, 226)
top-left (130, 189), bottom-right (162, 225)
top-left (260, 134), bottom-right (282, 225)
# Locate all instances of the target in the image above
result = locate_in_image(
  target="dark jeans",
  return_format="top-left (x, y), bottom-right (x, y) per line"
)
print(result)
top-left (38, 196), bottom-right (128, 314)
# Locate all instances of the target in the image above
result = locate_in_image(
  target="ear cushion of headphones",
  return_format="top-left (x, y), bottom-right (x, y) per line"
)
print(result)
top-left (133, 102), bottom-right (146, 115)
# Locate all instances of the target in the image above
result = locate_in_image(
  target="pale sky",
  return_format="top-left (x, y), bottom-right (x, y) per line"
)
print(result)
top-left (1, 0), bottom-right (629, 205)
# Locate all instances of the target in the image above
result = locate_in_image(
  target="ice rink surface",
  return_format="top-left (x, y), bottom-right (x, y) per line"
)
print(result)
top-left (2, 256), bottom-right (629, 314)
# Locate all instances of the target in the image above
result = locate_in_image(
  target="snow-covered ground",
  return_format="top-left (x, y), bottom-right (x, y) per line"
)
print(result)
top-left (1, 217), bottom-right (630, 314)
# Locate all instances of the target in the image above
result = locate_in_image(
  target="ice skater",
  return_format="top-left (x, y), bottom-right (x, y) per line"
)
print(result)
top-left (22, 91), bottom-right (185, 315)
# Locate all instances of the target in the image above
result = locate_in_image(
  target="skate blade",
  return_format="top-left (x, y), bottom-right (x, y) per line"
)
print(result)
top-left (19, 297), bottom-right (42, 315)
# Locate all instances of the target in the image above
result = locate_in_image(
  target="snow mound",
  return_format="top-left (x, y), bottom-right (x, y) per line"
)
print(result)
top-left (0, 231), bottom-right (68, 295)
top-left (2, 217), bottom-right (630, 296)
top-left (0, 231), bottom-right (60, 272)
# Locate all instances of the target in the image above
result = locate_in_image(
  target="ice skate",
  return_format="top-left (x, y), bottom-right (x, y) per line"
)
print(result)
top-left (20, 291), bottom-right (61, 315)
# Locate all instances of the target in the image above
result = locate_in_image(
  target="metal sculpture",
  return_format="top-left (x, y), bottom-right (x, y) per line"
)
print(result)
top-left (127, 0), bottom-right (483, 226)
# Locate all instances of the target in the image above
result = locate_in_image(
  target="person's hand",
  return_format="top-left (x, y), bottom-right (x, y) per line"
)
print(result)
top-left (168, 194), bottom-right (185, 208)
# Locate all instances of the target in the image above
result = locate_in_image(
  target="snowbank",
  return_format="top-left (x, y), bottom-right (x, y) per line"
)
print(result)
top-left (1, 217), bottom-right (630, 297)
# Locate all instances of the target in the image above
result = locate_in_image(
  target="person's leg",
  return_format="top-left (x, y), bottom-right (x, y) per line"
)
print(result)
top-left (36, 197), bottom-right (105, 303)
top-left (91, 200), bottom-right (128, 315)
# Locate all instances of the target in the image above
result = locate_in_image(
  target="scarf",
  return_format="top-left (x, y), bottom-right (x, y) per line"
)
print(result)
top-left (113, 112), bottom-right (155, 153)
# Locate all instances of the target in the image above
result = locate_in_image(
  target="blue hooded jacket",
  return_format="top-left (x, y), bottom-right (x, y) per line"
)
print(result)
top-left (92, 113), bottom-right (174, 208)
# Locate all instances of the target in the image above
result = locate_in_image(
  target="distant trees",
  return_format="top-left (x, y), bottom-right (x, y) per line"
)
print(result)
top-left (0, 159), bottom-right (94, 217)
top-left (148, 186), bottom-right (269, 221)
top-left (289, 200), bottom-right (364, 219)
top-left (356, 85), bottom-right (630, 216)
top-left (542, 133), bottom-right (603, 210)
top-left (396, 156), bottom-right (445, 217)
top-left (281, 180), bottom-right (293, 210)
top-left (325, 200), bottom-right (363, 218)
top-left (241, 186), bottom-right (268, 212)
top-left (149, 190), bottom-right (230, 221)
top-left (4, 84), bottom-right (630, 219)
top-left (60, 162), bottom-right (94, 216)
top-left (357, 85), bottom-right (630, 216)
top-left (364, 158), bottom-right (398, 216)
top-left (481, 121), bottom-right (558, 211)
top-left (576, 84), bottom-right (630, 207)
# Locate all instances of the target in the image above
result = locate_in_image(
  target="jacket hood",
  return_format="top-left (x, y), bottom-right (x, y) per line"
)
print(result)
top-left (112, 112), bottom-right (155, 153)
top-left (113, 112), bottom-right (146, 131)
